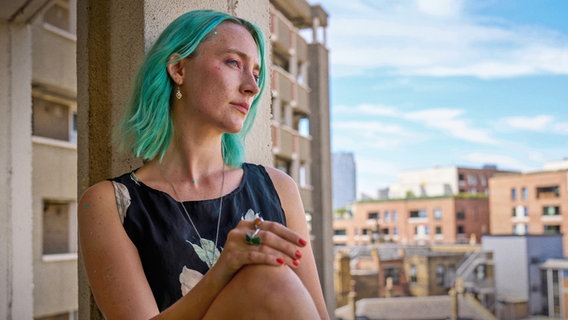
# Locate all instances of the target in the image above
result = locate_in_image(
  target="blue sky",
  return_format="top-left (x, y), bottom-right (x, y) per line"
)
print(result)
top-left (311, 0), bottom-right (568, 197)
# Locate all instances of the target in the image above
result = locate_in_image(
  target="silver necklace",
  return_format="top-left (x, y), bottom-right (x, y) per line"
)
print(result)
top-left (164, 163), bottom-right (225, 268)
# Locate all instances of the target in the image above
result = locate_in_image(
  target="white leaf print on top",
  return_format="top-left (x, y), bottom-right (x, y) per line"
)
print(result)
top-left (179, 266), bottom-right (203, 296)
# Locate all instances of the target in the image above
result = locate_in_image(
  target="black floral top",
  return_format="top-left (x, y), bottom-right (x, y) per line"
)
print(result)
top-left (110, 163), bottom-right (287, 311)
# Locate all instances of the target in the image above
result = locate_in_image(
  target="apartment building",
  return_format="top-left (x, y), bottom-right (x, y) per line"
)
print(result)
top-left (489, 168), bottom-right (568, 256)
top-left (269, 0), bottom-right (334, 307)
top-left (333, 244), bottom-right (496, 318)
top-left (388, 165), bottom-right (511, 199)
top-left (31, 1), bottom-right (79, 319)
top-left (334, 195), bottom-right (490, 247)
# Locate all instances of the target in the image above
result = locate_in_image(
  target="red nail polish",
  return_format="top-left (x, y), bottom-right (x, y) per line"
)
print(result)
top-left (295, 250), bottom-right (302, 259)
top-left (299, 238), bottom-right (307, 246)
top-left (276, 257), bottom-right (285, 265)
top-left (293, 259), bottom-right (300, 267)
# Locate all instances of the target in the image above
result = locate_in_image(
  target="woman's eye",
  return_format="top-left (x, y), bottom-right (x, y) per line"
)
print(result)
top-left (228, 59), bottom-right (240, 68)
top-left (253, 74), bottom-right (260, 84)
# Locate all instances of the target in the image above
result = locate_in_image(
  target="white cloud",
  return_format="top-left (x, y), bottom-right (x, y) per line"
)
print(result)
top-left (322, 0), bottom-right (568, 78)
top-left (503, 115), bottom-right (554, 131)
top-left (334, 104), bottom-right (499, 145)
top-left (416, 0), bottom-right (464, 18)
top-left (501, 115), bottom-right (568, 134)
top-left (405, 108), bottom-right (499, 144)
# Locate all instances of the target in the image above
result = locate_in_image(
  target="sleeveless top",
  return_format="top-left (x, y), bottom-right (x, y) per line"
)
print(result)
top-left (109, 163), bottom-right (287, 311)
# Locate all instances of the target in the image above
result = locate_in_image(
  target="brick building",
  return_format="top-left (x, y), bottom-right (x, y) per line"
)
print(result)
top-left (489, 169), bottom-right (568, 256)
top-left (334, 195), bottom-right (490, 247)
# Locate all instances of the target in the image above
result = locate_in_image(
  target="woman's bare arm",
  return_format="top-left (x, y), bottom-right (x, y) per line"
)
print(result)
top-left (266, 167), bottom-right (330, 320)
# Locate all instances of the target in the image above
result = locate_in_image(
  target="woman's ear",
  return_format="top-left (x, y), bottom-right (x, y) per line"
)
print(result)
top-left (166, 53), bottom-right (185, 85)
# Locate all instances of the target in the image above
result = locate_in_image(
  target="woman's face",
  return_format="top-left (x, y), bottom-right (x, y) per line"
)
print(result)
top-left (178, 22), bottom-right (260, 134)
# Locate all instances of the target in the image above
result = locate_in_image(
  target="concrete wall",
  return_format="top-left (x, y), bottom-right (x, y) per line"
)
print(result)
top-left (32, 139), bottom-right (78, 317)
top-left (483, 236), bottom-right (529, 301)
top-left (0, 12), bottom-right (34, 319)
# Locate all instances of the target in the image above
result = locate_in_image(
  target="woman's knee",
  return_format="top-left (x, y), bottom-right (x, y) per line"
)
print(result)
top-left (204, 264), bottom-right (318, 319)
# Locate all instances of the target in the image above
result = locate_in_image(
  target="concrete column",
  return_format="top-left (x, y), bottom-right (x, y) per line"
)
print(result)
top-left (77, 0), bottom-right (272, 318)
top-left (308, 41), bottom-right (335, 316)
top-left (0, 20), bottom-right (34, 320)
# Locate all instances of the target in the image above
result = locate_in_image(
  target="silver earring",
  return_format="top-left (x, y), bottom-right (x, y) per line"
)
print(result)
top-left (176, 86), bottom-right (182, 100)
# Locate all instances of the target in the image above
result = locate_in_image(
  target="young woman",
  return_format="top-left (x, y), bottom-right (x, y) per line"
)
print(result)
top-left (78, 9), bottom-right (329, 319)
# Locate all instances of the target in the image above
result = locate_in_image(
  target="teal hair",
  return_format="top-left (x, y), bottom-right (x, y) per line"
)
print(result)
top-left (118, 10), bottom-right (267, 167)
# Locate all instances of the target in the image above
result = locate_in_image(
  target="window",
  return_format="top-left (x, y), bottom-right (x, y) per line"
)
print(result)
top-left (457, 225), bottom-right (465, 234)
top-left (334, 229), bottom-right (346, 236)
top-left (299, 164), bottom-right (308, 187)
top-left (522, 187), bottom-right (528, 200)
top-left (434, 208), bottom-right (442, 220)
top-left (298, 117), bottom-right (310, 137)
top-left (410, 265), bottom-right (417, 283)
top-left (393, 227), bottom-right (398, 235)
top-left (384, 267), bottom-right (400, 285)
top-left (511, 188), bottom-right (517, 201)
top-left (514, 224), bottom-right (528, 235)
top-left (44, 0), bottom-right (71, 33)
top-left (480, 175), bottom-right (487, 186)
top-left (384, 210), bottom-right (390, 222)
top-left (32, 96), bottom-right (74, 141)
top-left (275, 158), bottom-right (291, 175)
top-left (456, 211), bottom-right (465, 220)
top-left (475, 264), bottom-right (486, 280)
top-left (513, 205), bottom-right (529, 218)
top-left (415, 225), bottom-right (429, 236)
top-left (537, 186), bottom-right (560, 199)
top-left (43, 200), bottom-right (73, 255)
top-left (467, 174), bottom-right (477, 184)
top-left (435, 226), bottom-right (442, 235)
top-left (410, 209), bottom-right (427, 218)
top-left (543, 206), bottom-right (560, 216)
top-left (544, 225), bottom-right (561, 234)
top-left (368, 212), bottom-right (379, 220)
top-left (392, 210), bottom-right (398, 222)
top-left (436, 264), bottom-right (445, 286)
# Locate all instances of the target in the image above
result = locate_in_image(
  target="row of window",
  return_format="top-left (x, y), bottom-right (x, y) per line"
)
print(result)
top-left (334, 225), bottom-right (466, 237)
top-left (511, 185), bottom-right (560, 201)
top-left (458, 173), bottom-right (489, 186)
top-left (512, 205), bottom-right (561, 217)
top-left (368, 208), bottom-right (469, 221)
top-left (513, 224), bottom-right (562, 235)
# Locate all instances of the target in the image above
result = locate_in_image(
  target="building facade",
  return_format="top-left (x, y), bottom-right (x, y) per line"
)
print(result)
top-left (32, 0), bottom-right (79, 319)
top-left (333, 195), bottom-right (490, 247)
top-left (269, 1), bottom-right (334, 309)
top-left (489, 169), bottom-right (568, 256)
top-left (388, 165), bottom-right (512, 199)
top-left (332, 152), bottom-right (357, 210)
top-left (540, 259), bottom-right (568, 319)
top-left (482, 234), bottom-right (564, 319)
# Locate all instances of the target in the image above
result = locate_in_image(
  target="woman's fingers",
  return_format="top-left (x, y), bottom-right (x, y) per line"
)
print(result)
top-left (223, 220), bottom-right (306, 269)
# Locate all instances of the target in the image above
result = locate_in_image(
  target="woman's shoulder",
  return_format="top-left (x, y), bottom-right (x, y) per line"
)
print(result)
top-left (80, 180), bottom-right (115, 205)
top-left (247, 164), bottom-right (299, 198)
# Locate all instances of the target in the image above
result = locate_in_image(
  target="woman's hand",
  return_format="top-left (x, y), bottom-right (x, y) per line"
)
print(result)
top-left (213, 218), bottom-right (307, 277)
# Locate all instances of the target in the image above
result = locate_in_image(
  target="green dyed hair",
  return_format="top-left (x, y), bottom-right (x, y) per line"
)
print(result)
top-left (118, 10), bottom-right (267, 167)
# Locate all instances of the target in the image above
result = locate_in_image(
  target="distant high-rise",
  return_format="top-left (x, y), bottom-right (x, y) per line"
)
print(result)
top-left (332, 152), bottom-right (357, 210)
